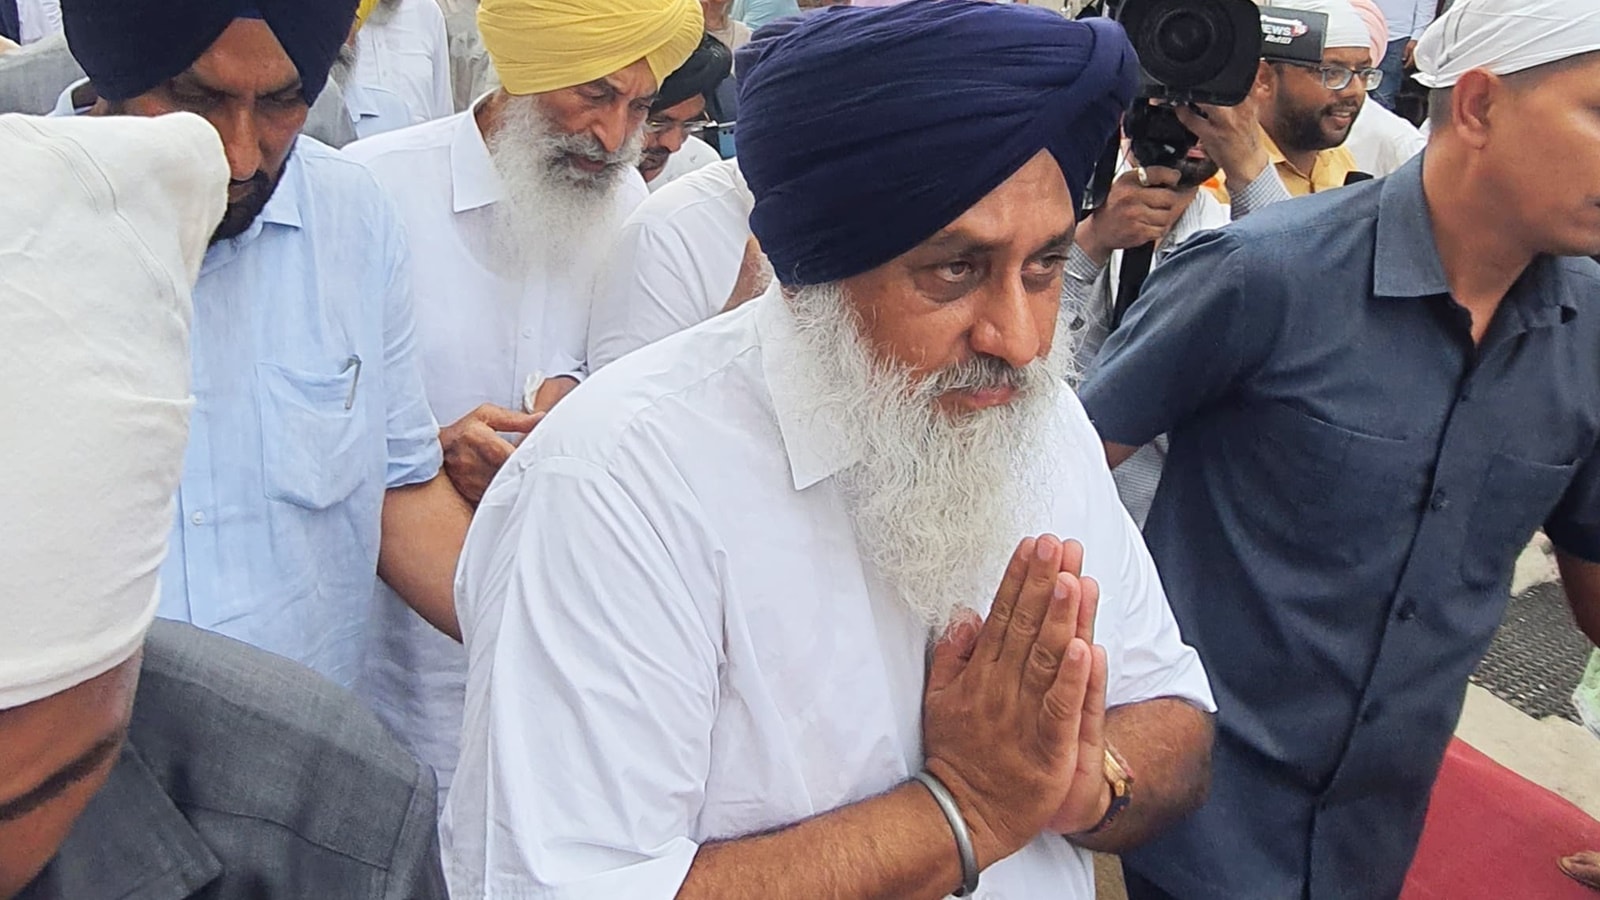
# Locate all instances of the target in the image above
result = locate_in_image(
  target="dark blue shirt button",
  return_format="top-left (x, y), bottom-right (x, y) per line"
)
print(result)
top-left (1360, 703), bottom-right (1383, 724)
top-left (1397, 599), bottom-right (1419, 621)
top-left (1430, 490), bottom-right (1451, 512)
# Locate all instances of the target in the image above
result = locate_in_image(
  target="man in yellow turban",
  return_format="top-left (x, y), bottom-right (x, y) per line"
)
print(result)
top-left (340, 0), bottom-right (701, 809)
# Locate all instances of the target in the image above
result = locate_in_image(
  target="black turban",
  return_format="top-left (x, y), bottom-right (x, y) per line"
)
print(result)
top-left (652, 32), bottom-right (733, 114)
top-left (61, 0), bottom-right (358, 104)
top-left (736, 0), bottom-right (1138, 287)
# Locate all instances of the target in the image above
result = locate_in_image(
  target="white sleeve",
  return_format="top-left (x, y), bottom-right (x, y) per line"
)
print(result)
top-left (1063, 398), bottom-right (1216, 713)
top-left (587, 220), bottom-right (719, 371)
top-left (445, 454), bottom-right (722, 900)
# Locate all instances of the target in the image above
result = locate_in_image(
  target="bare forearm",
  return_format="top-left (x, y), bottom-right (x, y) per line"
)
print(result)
top-left (678, 782), bottom-right (972, 900)
top-left (1104, 441), bottom-right (1139, 470)
top-left (1070, 698), bottom-right (1213, 854)
top-left (1557, 549), bottom-right (1600, 645)
top-left (378, 474), bottom-right (471, 641)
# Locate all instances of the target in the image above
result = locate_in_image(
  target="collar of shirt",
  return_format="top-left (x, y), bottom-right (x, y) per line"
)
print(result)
top-left (1260, 126), bottom-right (1357, 194)
top-left (200, 143), bottom-right (306, 274)
top-left (755, 290), bottom-right (860, 490)
top-left (22, 743), bottom-right (221, 899)
top-left (1374, 154), bottom-right (1578, 329)
top-left (451, 102), bottom-right (501, 214)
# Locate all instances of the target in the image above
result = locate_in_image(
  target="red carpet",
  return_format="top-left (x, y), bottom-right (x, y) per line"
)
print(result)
top-left (1401, 739), bottom-right (1600, 899)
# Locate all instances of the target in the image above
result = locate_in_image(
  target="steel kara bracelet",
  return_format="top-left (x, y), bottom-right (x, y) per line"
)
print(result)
top-left (913, 770), bottom-right (981, 897)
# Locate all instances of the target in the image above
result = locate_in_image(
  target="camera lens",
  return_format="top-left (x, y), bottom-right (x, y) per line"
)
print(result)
top-left (1132, 0), bottom-right (1235, 86)
top-left (1156, 12), bottom-right (1213, 65)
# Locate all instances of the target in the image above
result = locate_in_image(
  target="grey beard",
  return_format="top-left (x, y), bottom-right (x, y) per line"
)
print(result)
top-left (484, 95), bottom-right (640, 271)
top-left (785, 282), bottom-right (1071, 631)
top-left (329, 43), bottom-right (357, 91)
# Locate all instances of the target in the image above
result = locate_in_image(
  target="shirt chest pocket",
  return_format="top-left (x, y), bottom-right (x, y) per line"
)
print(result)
top-left (1460, 453), bottom-right (1575, 588)
top-left (256, 361), bottom-right (368, 510)
top-left (1249, 401), bottom-right (1426, 534)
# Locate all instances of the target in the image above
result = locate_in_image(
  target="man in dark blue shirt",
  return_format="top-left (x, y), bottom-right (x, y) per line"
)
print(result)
top-left (1081, 2), bottom-right (1600, 896)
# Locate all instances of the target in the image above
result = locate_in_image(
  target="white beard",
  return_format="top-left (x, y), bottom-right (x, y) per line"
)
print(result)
top-left (786, 282), bottom-right (1072, 631)
top-left (484, 95), bottom-right (641, 275)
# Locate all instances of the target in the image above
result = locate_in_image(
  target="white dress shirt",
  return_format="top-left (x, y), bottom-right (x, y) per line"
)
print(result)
top-left (650, 134), bottom-right (722, 191)
top-left (443, 292), bottom-right (1216, 899)
top-left (344, 108), bottom-right (647, 800)
top-left (587, 158), bottom-right (753, 370)
top-left (354, 0), bottom-right (454, 125)
top-left (1345, 100), bottom-right (1427, 178)
top-left (16, 0), bottom-right (61, 44)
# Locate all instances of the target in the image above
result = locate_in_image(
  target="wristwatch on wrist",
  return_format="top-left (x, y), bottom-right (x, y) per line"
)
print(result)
top-left (1082, 744), bottom-right (1135, 836)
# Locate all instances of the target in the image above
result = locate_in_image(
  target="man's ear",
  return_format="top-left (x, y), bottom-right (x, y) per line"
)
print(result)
top-left (1252, 60), bottom-right (1276, 99)
top-left (1450, 68), bottom-right (1499, 150)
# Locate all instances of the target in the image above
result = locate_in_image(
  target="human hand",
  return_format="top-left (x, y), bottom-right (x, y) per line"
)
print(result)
top-left (1403, 39), bottom-right (1418, 70)
top-left (1075, 167), bottom-right (1185, 267)
top-left (1040, 539), bottom-right (1110, 835)
top-left (440, 403), bottom-right (542, 504)
top-left (1175, 98), bottom-right (1271, 187)
top-left (921, 535), bottom-right (1105, 867)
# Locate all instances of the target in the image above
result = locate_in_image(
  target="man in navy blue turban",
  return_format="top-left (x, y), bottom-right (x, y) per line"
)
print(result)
top-left (441, 2), bottom-right (1218, 898)
top-left (60, 0), bottom-right (356, 238)
top-left (49, 0), bottom-right (481, 707)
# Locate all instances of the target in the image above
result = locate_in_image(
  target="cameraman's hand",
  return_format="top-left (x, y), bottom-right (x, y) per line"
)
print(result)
top-left (1075, 166), bottom-right (1184, 267)
top-left (1176, 97), bottom-right (1271, 188)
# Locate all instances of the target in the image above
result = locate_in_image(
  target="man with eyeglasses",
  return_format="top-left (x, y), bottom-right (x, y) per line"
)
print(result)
top-left (1240, 0), bottom-right (1377, 197)
top-left (341, 0), bottom-right (702, 804)
top-left (638, 33), bottom-right (731, 190)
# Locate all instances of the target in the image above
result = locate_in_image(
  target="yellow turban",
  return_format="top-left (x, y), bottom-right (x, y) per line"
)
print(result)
top-left (478, 0), bottom-right (705, 95)
top-left (354, 0), bottom-right (382, 30)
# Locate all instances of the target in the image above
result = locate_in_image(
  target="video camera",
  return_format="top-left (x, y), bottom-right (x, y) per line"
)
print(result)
top-left (1083, 0), bottom-right (1329, 209)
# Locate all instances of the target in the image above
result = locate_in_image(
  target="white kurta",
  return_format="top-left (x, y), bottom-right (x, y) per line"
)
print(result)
top-left (444, 291), bottom-right (1216, 899)
top-left (1345, 100), bottom-right (1426, 178)
top-left (354, 0), bottom-right (455, 125)
top-left (650, 134), bottom-right (723, 191)
top-left (587, 158), bottom-right (753, 371)
top-left (344, 108), bottom-right (647, 801)
top-left (17, 0), bottom-right (61, 44)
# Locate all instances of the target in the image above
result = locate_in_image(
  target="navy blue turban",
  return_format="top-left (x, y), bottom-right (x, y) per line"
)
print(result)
top-left (61, 0), bottom-right (357, 105)
top-left (737, 0), bottom-right (1137, 286)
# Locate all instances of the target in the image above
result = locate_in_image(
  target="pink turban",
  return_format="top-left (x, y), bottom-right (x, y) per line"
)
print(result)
top-left (1347, 0), bottom-right (1388, 66)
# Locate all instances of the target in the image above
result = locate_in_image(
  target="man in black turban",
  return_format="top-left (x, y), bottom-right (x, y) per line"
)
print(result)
top-left (637, 32), bottom-right (732, 186)
top-left (61, 0), bottom-right (357, 239)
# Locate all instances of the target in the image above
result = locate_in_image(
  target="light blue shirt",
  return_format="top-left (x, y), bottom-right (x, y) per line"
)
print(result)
top-left (346, 81), bottom-right (415, 141)
top-left (729, 0), bottom-right (800, 29)
top-left (158, 138), bottom-right (442, 688)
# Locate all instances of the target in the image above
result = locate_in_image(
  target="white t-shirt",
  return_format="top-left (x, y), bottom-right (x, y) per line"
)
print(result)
top-left (444, 291), bottom-right (1216, 899)
top-left (588, 158), bottom-right (754, 370)
top-left (344, 109), bottom-right (646, 800)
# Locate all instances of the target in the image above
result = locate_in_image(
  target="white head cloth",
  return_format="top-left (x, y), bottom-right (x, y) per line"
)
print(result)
top-left (0, 112), bottom-right (226, 710)
top-left (1415, 0), bottom-right (1600, 88)
top-left (1273, 0), bottom-right (1373, 55)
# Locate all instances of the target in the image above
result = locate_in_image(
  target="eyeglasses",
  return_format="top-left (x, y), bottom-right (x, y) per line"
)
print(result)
top-left (643, 114), bottom-right (721, 137)
top-left (1285, 62), bottom-right (1384, 92)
